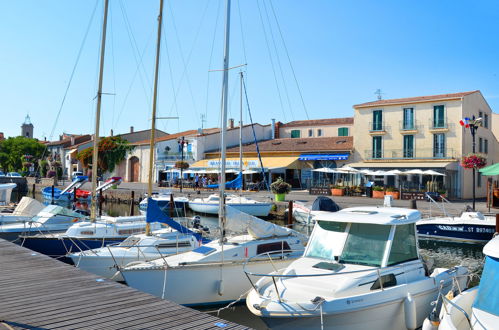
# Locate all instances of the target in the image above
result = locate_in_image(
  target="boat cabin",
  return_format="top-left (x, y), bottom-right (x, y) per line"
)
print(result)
top-left (305, 207), bottom-right (421, 268)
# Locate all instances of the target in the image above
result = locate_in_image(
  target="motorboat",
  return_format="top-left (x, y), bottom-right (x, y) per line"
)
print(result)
top-left (417, 212), bottom-right (496, 244)
top-left (245, 206), bottom-right (469, 330)
top-left (120, 206), bottom-right (307, 306)
top-left (0, 196), bottom-right (45, 225)
top-left (138, 190), bottom-right (189, 213)
top-left (291, 196), bottom-right (340, 225)
top-left (19, 214), bottom-right (156, 263)
top-left (0, 205), bottom-right (86, 242)
top-left (0, 183), bottom-right (16, 206)
top-left (189, 194), bottom-right (272, 217)
top-left (432, 235), bottom-right (499, 330)
top-left (41, 175), bottom-right (88, 201)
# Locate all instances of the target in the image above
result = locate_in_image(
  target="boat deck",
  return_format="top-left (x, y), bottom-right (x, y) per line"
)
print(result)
top-left (0, 239), bottom-right (249, 330)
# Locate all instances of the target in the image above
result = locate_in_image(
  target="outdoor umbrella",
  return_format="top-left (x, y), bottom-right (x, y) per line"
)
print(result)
top-left (422, 170), bottom-right (446, 176)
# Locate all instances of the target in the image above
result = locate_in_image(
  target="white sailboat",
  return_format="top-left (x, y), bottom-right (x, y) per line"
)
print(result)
top-left (121, 0), bottom-right (306, 306)
top-left (189, 193), bottom-right (272, 217)
top-left (246, 207), bottom-right (469, 330)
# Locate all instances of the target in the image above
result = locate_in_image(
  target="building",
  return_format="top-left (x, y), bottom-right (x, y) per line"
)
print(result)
top-left (21, 115), bottom-right (34, 138)
top-left (47, 134), bottom-right (93, 178)
top-left (350, 90), bottom-right (499, 199)
top-left (277, 117), bottom-right (353, 138)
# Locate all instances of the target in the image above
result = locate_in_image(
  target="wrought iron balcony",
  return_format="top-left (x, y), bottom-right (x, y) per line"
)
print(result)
top-left (429, 118), bottom-right (454, 131)
top-left (369, 121), bottom-right (389, 134)
top-left (364, 148), bottom-right (457, 160)
top-left (399, 120), bottom-right (421, 132)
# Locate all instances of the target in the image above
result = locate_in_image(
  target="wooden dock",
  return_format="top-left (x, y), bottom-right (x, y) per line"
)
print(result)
top-left (0, 239), bottom-right (250, 330)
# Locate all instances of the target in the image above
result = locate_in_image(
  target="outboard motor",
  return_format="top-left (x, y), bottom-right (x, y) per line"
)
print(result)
top-left (192, 215), bottom-right (202, 229)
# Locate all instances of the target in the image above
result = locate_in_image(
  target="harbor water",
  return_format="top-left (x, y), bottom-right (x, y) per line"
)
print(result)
top-left (28, 194), bottom-right (486, 329)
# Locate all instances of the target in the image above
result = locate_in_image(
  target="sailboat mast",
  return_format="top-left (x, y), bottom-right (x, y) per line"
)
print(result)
top-left (219, 0), bottom-right (231, 239)
top-left (90, 0), bottom-right (110, 221)
top-left (239, 71), bottom-right (243, 175)
top-left (146, 0), bottom-right (165, 236)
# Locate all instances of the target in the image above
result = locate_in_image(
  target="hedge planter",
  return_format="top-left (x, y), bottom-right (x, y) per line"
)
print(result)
top-left (386, 191), bottom-right (399, 200)
top-left (274, 193), bottom-right (286, 202)
top-left (372, 190), bottom-right (385, 199)
top-left (331, 188), bottom-right (345, 196)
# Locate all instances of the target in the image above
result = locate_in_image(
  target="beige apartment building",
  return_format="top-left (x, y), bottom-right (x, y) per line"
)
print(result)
top-left (277, 117), bottom-right (353, 139)
top-left (350, 90), bottom-right (499, 199)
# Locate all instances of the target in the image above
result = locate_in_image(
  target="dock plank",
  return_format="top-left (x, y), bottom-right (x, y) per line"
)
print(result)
top-left (0, 239), bottom-right (250, 330)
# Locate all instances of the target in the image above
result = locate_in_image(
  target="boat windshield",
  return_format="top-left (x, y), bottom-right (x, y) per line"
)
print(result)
top-left (474, 256), bottom-right (499, 316)
top-left (339, 223), bottom-right (390, 267)
top-left (305, 221), bottom-right (348, 260)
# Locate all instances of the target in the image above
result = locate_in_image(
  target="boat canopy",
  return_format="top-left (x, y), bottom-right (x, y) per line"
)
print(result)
top-left (38, 205), bottom-right (85, 218)
top-left (206, 172), bottom-right (242, 190)
top-left (313, 207), bottom-right (420, 225)
top-left (484, 236), bottom-right (499, 259)
top-left (12, 197), bottom-right (45, 216)
top-left (311, 196), bottom-right (340, 212)
top-left (225, 205), bottom-right (293, 238)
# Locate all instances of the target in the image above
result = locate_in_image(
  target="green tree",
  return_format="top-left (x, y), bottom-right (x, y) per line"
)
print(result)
top-left (77, 136), bottom-right (134, 174)
top-left (0, 136), bottom-right (45, 172)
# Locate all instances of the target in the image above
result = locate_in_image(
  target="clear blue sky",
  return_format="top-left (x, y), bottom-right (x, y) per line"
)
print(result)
top-left (1, 0), bottom-right (499, 140)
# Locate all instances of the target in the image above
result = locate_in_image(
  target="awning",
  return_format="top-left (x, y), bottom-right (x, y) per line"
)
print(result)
top-left (347, 161), bottom-right (457, 170)
top-left (298, 153), bottom-right (349, 161)
top-left (191, 156), bottom-right (301, 170)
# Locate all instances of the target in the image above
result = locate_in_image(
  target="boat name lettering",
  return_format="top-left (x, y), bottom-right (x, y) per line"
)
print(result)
top-left (346, 298), bottom-right (363, 305)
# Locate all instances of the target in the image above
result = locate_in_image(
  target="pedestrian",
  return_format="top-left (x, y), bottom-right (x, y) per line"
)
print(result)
top-left (194, 173), bottom-right (199, 190)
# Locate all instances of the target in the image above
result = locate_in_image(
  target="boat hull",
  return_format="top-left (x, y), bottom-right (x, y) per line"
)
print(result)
top-left (20, 236), bottom-right (123, 264)
top-left (189, 202), bottom-right (272, 217)
top-left (416, 223), bottom-right (494, 243)
top-left (122, 258), bottom-right (294, 306)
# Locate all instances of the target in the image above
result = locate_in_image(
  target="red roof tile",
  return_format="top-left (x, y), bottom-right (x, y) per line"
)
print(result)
top-left (281, 117), bottom-right (353, 127)
top-left (220, 136), bottom-right (353, 153)
top-left (354, 91), bottom-right (479, 108)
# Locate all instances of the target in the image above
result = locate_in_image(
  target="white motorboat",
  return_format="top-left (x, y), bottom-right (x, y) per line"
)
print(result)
top-left (434, 235), bottom-right (499, 330)
top-left (0, 196), bottom-right (45, 225)
top-left (246, 206), bottom-right (469, 330)
top-left (138, 190), bottom-right (189, 213)
top-left (69, 227), bottom-right (201, 281)
top-left (0, 183), bottom-right (16, 206)
top-left (189, 194), bottom-right (272, 217)
top-left (417, 212), bottom-right (496, 244)
top-left (0, 204), bottom-right (86, 242)
top-left (121, 206), bottom-right (307, 306)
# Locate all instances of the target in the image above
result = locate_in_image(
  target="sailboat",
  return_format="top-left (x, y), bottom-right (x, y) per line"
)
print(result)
top-left (121, 0), bottom-right (307, 306)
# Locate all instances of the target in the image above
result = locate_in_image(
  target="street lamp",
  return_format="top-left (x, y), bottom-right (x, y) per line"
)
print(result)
top-left (464, 115), bottom-right (482, 211)
top-left (177, 136), bottom-right (189, 192)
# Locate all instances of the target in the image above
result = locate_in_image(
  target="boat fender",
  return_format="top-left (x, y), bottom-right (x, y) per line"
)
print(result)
top-left (421, 318), bottom-right (439, 330)
top-left (404, 293), bottom-right (417, 330)
top-left (218, 279), bottom-right (224, 296)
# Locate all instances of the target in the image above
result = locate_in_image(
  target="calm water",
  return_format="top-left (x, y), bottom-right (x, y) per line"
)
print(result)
top-left (24, 193), bottom-right (485, 330)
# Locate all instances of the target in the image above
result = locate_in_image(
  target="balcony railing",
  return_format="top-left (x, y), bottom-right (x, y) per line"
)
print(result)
top-left (399, 120), bottom-right (421, 131)
top-left (369, 121), bottom-right (388, 132)
top-left (429, 119), bottom-right (454, 130)
top-left (364, 148), bottom-right (457, 160)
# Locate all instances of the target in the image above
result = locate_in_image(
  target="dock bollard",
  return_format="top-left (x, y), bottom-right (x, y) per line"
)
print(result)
top-left (129, 191), bottom-right (135, 216)
top-left (495, 214), bottom-right (499, 234)
top-left (32, 183), bottom-right (36, 198)
top-left (51, 185), bottom-right (55, 205)
top-left (288, 200), bottom-right (294, 227)
top-left (409, 199), bottom-right (417, 209)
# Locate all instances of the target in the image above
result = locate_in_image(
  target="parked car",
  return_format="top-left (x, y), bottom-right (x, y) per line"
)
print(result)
top-left (6, 172), bottom-right (22, 177)
top-left (0, 171), bottom-right (5, 177)
top-left (72, 171), bottom-right (84, 179)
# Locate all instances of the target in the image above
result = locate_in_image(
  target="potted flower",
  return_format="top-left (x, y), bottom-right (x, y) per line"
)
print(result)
top-left (385, 187), bottom-right (399, 200)
top-left (438, 189), bottom-right (447, 199)
top-left (372, 185), bottom-right (385, 199)
top-left (331, 185), bottom-right (346, 196)
top-left (461, 153), bottom-right (486, 169)
top-left (270, 177), bottom-right (291, 202)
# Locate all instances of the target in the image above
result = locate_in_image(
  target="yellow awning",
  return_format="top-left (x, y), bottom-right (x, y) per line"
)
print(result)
top-left (191, 156), bottom-right (301, 170)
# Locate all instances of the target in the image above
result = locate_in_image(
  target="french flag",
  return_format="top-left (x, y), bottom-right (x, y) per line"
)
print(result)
top-left (459, 118), bottom-right (470, 128)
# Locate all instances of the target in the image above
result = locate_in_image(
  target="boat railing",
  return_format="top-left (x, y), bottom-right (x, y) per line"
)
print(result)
top-left (425, 192), bottom-right (451, 218)
top-left (243, 250), bottom-right (429, 302)
top-left (440, 292), bottom-right (473, 329)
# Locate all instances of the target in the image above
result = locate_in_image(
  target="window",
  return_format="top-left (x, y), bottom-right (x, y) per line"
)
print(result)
top-left (291, 130), bottom-right (301, 138)
top-left (403, 135), bottom-right (414, 158)
top-left (339, 223), bottom-right (390, 267)
top-left (433, 105), bottom-right (445, 128)
top-left (387, 224), bottom-right (418, 266)
top-left (308, 129), bottom-right (313, 137)
top-left (305, 221), bottom-right (348, 260)
top-left (479, 138), bottom-right (483, 153)
top-left (372, 136), bottom-right (382, 158)
top-left (485, 114), bottom-right (489, 128)
top-left (373, 110), bottom-right (383, 130)
top-left (403, 108), bottom-right (414, 130)
top-left (485, 139), bottom-right (488, 154)
top-left (317, 129), bottom-right (323, 137)
top-left (338, 127), bottom-right (349, 136)
top-left (479, 111), bottom-right (483, 120)
top-left (433, 133), bottom-right (446, 157)
top-left (477, 171), bottom-right (482, 187)
top-left (257, 241), bottom-right (291, 255)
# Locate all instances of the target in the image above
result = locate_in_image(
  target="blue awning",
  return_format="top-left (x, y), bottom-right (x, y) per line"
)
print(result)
top-left (298, 153), bottom-right (349, 161)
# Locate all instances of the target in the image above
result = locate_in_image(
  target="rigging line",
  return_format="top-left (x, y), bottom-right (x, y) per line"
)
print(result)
top-left (159, 32), bottom-right (180, 132)
top-left (262, 0), bottom-right (294, 120)
top-left (242, 76), bottom-right (269, 192)
top-left (236, 0), bottom-right (248, 65)
top-left (109, 2), bottom-right (117, 131)
top-left (205, 0), bottom-right (222, 129)
top-left (256, 0), bottom-right (287, 122)
top-left (118, 0), bottom-right (152, 109)
top-left (113, 30), bottom-right (154, 127)
top-left (165, 0), bottom-right (211, 128)
top-left (269, 0), bottom-right (309, 120)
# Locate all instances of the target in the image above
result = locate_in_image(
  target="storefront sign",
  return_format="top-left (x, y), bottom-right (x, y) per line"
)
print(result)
top-left (401, 192), bottom-right (426, 200)
top-left (207, 160), bottom-right (259, 168)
